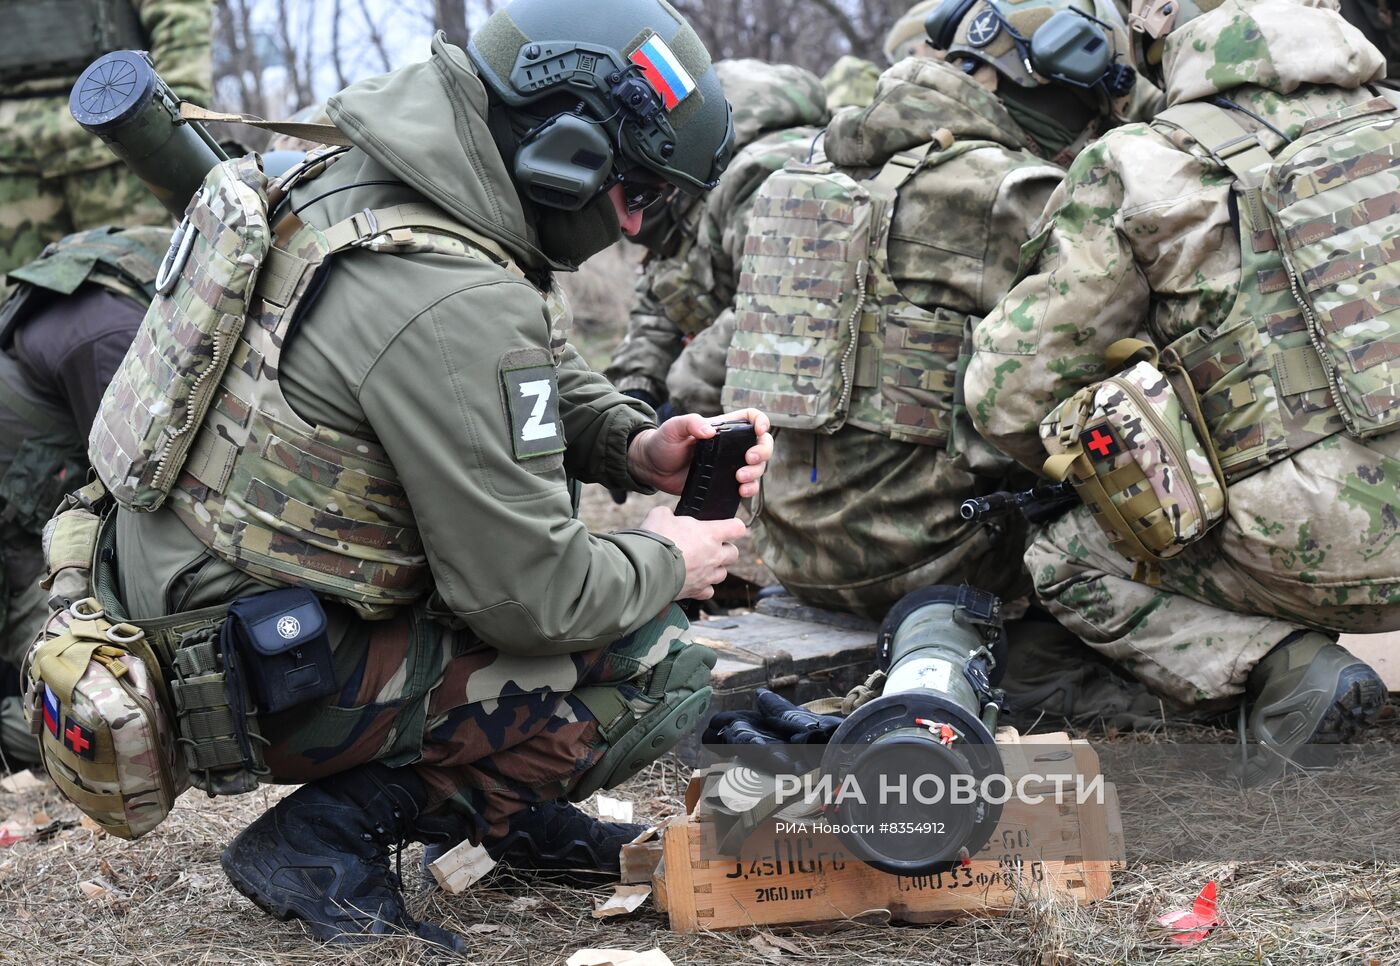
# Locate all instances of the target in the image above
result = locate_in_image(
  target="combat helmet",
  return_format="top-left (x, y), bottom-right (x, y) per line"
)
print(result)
top-left (468, 0), bottom-right (734, 212)
top-left (885, 1), bottom-right (943, 63)
top-left (924, 0), bottom-right (1138, 107)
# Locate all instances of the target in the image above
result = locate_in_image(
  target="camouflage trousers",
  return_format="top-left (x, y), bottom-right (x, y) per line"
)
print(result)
top-left (0, 165), bottom-right (169, 276)
top-left (1028, 434), bottom-right (1400, 705)
top-left (261, 603), bottom-right (698, 841)
top-left (757, 425), bottom-right (1030, 621)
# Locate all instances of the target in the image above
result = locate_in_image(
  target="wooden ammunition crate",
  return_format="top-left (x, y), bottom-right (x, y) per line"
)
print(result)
top-left (653, 730), bottom-right (1123, 932)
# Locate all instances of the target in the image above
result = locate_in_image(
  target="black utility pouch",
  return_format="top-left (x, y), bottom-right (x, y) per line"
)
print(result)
top-left (222, 588), bottom-right (336, 714)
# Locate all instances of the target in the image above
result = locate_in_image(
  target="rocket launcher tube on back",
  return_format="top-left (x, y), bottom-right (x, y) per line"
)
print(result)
top-left (69, 50), bottom-right (230, 219)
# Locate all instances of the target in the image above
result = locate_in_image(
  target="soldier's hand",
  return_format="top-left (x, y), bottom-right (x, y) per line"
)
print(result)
top-left (640, 507), bottom-right (745, 601)
top-left (628, 409), bottom-right (774, 498)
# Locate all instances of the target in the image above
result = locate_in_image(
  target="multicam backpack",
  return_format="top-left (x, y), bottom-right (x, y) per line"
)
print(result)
top-left (721, 133), bottom-right (977, 446)
top-left (1151, 95), bottom-right (1400, 482)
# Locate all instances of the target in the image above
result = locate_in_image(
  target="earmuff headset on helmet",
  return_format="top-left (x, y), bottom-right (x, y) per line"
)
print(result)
top-left (925, 0), bottom-right (1135, 97)
top-left (512, 65), bottom-right (677, 212)
top-left (925, 0), bottom-right (980, 51)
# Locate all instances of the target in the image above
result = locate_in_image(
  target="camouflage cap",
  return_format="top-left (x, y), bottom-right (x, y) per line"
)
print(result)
top-left (884, 0), bottom-right (942, 63)
top-left (715, 59), bottom-right (829, 151)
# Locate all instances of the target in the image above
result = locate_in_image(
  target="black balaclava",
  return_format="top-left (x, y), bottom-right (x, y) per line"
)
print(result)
top-left (996, 81), bottom-right (1099, 159)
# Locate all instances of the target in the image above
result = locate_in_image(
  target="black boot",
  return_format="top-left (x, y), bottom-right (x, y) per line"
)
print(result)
top-left (486, 800), bottom-right (644, 883)
top-left (1239, 632), bottom-right (1387, 786)
top-left (221, 763), bottom-right (466, 951)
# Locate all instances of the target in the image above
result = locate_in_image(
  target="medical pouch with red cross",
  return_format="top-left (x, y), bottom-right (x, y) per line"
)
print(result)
top-left (1037, 346), bottom-right (1227, 564)
top-left (25, 600), bottom-right (188, 840)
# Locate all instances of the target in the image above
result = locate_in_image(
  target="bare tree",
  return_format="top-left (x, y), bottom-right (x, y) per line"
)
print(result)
top-left (356, 0), bottom-right (395, 72)
top-left (330, 0), bottom-right (350, 89)
top-left (432, 0), bottom-right (471, 48)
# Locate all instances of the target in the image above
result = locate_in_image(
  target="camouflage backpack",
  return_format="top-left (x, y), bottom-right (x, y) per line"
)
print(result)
top-left (722, 134), bottom-right (978, 446)
top-left (1152, 95), bottom-right (1400, 469)
top-left (1040, 339), bottom-right (1228, 562)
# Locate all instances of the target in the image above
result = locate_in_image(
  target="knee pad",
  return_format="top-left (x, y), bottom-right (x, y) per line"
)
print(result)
top-left (569, 641), bottom-right (715, 800)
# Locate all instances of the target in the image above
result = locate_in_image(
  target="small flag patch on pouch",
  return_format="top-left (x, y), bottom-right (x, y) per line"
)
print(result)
top-left (629, 33), bottom-right (697, 110)
top-left (42, 684), bottom-right (59, 738)
top-left (63, 717), bottom-right (96, 760)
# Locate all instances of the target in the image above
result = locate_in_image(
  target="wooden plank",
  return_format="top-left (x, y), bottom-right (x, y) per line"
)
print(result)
top-left (660, 816), bottom-right (701, 933)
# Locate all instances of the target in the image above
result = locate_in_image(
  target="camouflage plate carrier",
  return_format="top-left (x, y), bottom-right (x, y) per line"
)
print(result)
top-left (1152, 95), bottom-right (1400, 482)
top-left (1, 224), bottom-right (168, 345)
top-left (88, 147), bottom-right (521, 619)
top-left (0, 226), bottom-right (169, 533)
top-left (722, 133), bottom-right (976, 447)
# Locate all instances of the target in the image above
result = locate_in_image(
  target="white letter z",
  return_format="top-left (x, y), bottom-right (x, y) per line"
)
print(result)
top-left (518, 379), bottom-right (558, 442)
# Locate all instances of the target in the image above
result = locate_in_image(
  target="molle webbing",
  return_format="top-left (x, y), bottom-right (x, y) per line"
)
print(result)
top-left (722, 135), bottom-right (967, 445)
top-left (1150, 100), bottom-right (1395, 479)
top-left (165, 155), bottom-right (508, 618)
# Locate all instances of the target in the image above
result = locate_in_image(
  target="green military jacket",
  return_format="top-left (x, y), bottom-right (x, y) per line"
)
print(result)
top-left (0, 0), bottom-right (211, 176)
top-left (115, 37), bottom-right (684, 657)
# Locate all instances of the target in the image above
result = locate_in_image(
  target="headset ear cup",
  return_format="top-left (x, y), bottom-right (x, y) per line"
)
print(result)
top-left (513, 113), bottom-right (616, 211)
top-left (1028, 10), bottom-right (1113, 86)
top-left (925, 0), bottom-right (981, 50)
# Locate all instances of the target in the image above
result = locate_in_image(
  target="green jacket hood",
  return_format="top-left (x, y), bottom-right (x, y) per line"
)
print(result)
top-left (716, 59), bottom-right (830, 151)
top-left (326, 33), bottom-right (558, 272)
top-left (824, 57), bottom-right (1036, 168)
top-left (1163, 0), bottom-right (1386, 106)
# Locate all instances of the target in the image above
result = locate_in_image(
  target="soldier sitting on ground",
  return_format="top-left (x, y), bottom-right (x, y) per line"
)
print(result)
top-left (62, 0), bottom-right (771, 950)
top-left (967, 0), bottom-right (1394, 782)
top-left (721, 0), bottom-right (1141, 622)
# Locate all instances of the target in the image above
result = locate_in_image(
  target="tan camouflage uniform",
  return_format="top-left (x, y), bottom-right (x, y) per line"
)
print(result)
top-left (966, 0), bottom-right (1400, 705)
top-left (744, 58), bottom-right (1064, 619)
top-left (0, 0), bottom-right (211, 275)
top-left (604, 60), bottom-right (829, 409)
top-left (822, 56), bottom-right (881, 112)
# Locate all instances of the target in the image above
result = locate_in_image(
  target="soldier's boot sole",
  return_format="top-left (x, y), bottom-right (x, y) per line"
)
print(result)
top-left (1240, 637), bottom-right (1387, 786)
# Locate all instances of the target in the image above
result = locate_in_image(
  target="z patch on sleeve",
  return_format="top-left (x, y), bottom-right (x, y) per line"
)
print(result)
top-left (502, 356), bottom-right (566, 461)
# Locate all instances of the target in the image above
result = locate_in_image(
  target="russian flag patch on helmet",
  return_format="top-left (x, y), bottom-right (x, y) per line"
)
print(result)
top-left (629, 33), bottom-right (696, 110)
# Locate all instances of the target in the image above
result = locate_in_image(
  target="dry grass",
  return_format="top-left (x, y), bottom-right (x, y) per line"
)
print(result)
top-left (3, 487), bottom-right (1397, 965)
top-left (4, 705), bottom-right (1397, 965)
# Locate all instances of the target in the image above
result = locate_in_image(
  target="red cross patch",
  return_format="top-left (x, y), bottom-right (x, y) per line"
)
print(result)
top-left (63, 717), bottom-right (96, 760)
top-left (1081, 426), bottom-right (1121, 459)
